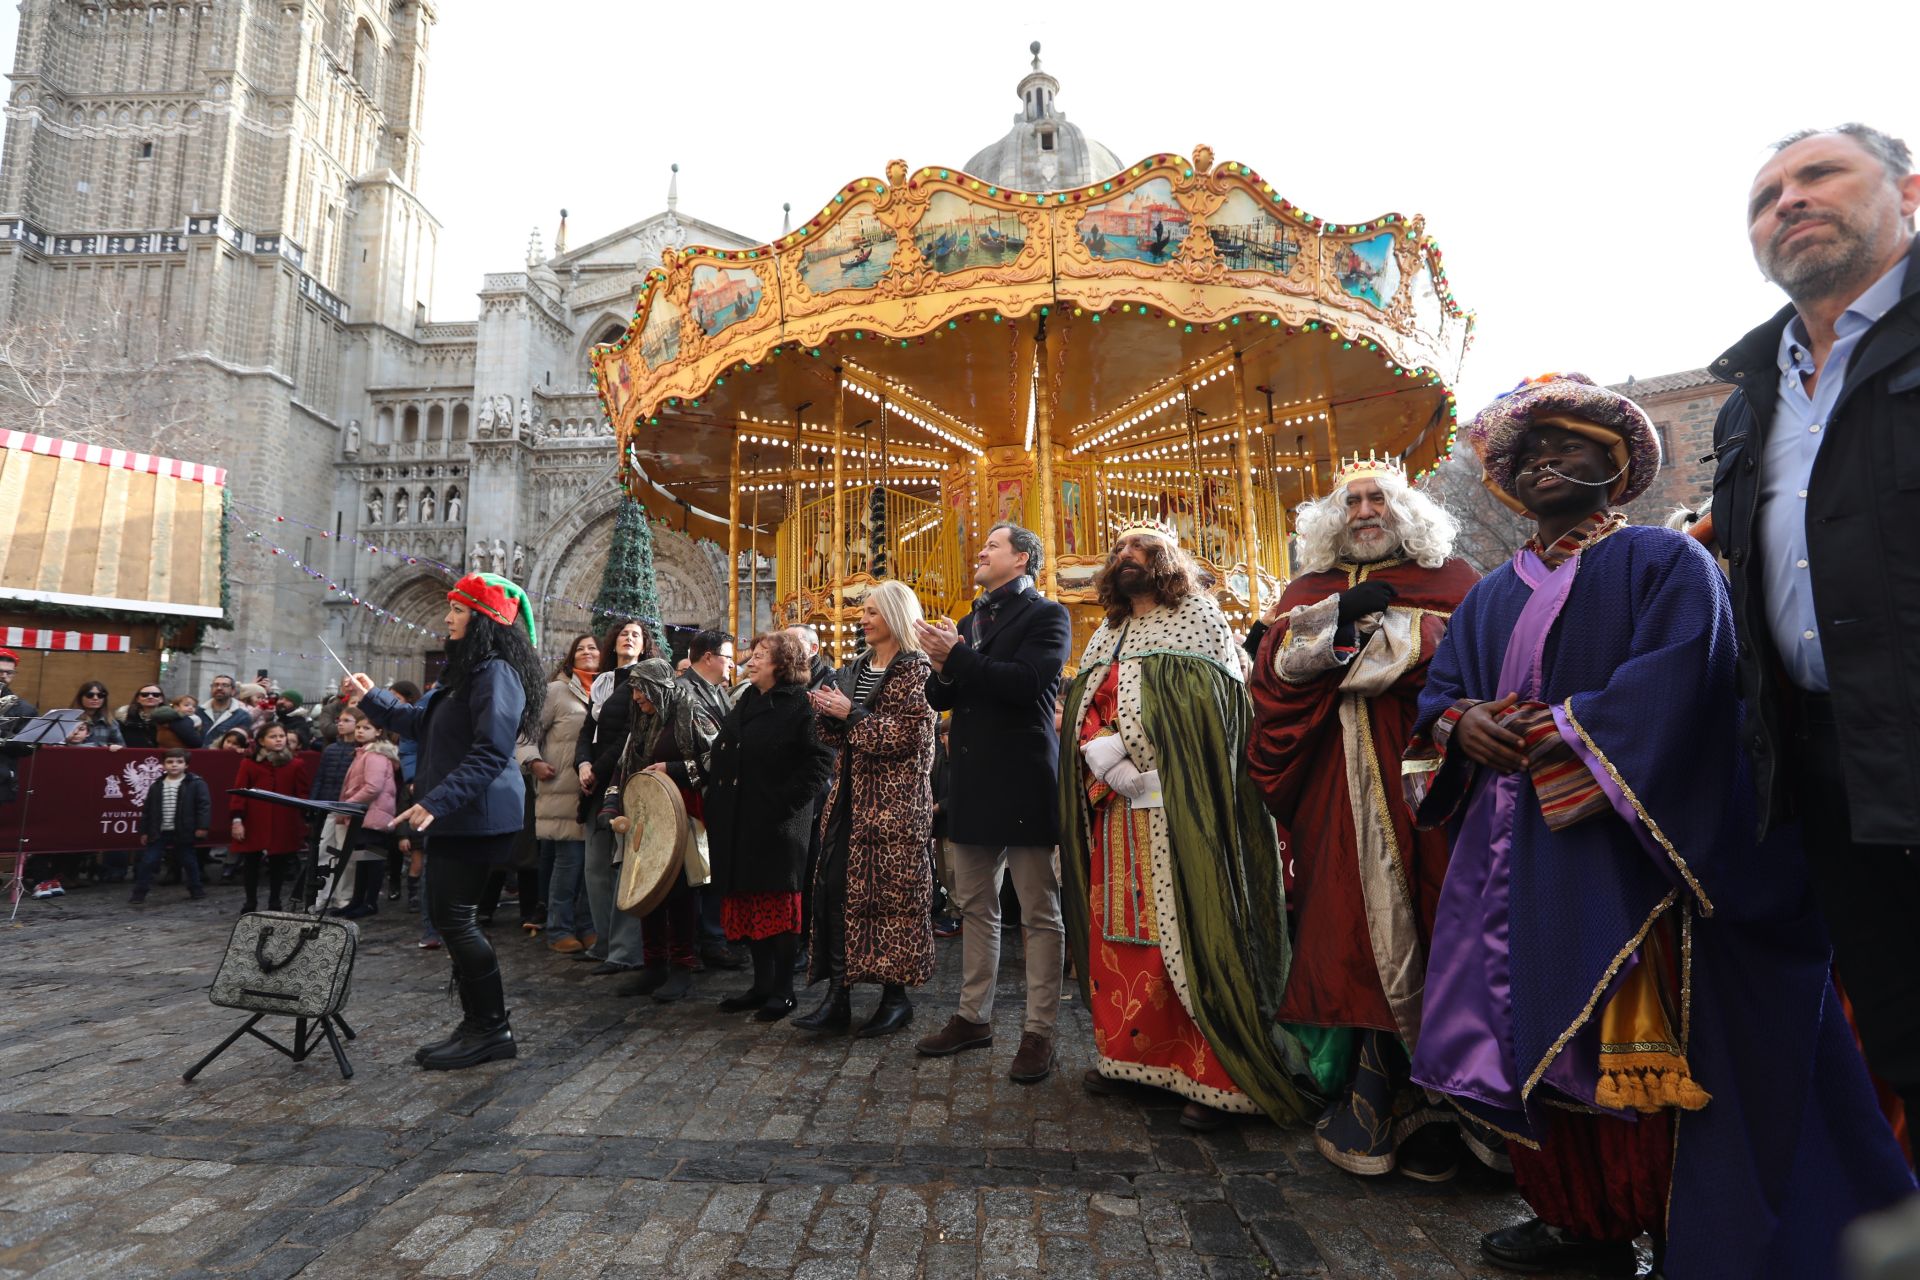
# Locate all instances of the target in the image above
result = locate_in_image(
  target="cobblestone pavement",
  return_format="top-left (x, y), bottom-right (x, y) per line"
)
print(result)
top-left (0, 878), bottom-right (1555, 1278)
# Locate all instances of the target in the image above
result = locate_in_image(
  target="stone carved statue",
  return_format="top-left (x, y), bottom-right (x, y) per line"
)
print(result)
top-left (420, 488), bottom-right (436, 523)
top-left (495, 395), bottom-right (514, 432)
top-left (469, 541), bottom-right (486, 570)
top-left (446, 491), bottom-right (463, 523)
top-left (511, 542), bottom-right (526, 579)
top-left (345, 419), bottom-right (361, 455)
top-left (366, 492), bottom-right (383, 526)
top-left (490, 538), bottom-right (508, 574)
top-left (517, 400), bottom-right (532, 436)
top-left (475, 397), bottom-right (496, 436)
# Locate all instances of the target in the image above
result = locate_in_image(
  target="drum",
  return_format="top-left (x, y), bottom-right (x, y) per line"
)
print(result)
top-left (615, 772), bottom-right (689, 919)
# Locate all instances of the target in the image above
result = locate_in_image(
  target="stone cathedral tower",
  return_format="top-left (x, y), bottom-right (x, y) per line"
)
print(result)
top-left (0, 0), bottom-right (442, 679)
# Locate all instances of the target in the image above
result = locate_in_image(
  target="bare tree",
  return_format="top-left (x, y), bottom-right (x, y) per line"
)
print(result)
top-left (1420, 450), bottom-right (1532, 572)
top-left (0, 307), bottom-right (215, 459)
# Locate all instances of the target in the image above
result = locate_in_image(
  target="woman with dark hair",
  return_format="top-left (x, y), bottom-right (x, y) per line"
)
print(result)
top-left (65, 682), bottom-right (125, 747)
top-left (352, 572), bottom-right (547, 1071)
top-left (572, 617), bottom-right (654, 972)
top-left (118, 684), bottom-right (205, 749)
top-left (668, 631), bottom-right (833, 1019)
top-left (534, 633), bottom-right (597, 951)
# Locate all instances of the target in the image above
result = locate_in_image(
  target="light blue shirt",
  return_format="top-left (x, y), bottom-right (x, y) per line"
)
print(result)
top-left (1759, 250), bottom-right (1911, 691)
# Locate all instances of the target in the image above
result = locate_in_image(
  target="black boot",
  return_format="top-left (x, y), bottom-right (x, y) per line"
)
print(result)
top-left (756, 933), bottom-right (799, 1022)
top-left (855, 983), bottom-right (913, 1038)
top-left (719, 939), bottom-right (772, 1012)
top-left (419, 963), bottom-right (517, 1071)
top-left (791, 978), bottom-right (850, 1032)
top-left (416, 961), bottom-right (473, 1064)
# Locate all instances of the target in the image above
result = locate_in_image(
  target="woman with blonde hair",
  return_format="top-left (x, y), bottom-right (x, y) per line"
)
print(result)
top-left (796, 580), bottom-right (938, 1037)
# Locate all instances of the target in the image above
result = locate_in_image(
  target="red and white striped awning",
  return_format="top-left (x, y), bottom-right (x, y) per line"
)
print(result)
top-left (1, 627), bottom-right (132, 653)
top-left (0, 431), bottom-right (226, 486)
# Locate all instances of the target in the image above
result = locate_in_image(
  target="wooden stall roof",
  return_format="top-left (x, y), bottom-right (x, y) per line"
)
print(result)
top-left (0, 430), bottom-right (227, 620)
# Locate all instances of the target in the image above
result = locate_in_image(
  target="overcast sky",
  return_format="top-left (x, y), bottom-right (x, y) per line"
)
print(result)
top-left (3, 1), bottom-right (1913, 412)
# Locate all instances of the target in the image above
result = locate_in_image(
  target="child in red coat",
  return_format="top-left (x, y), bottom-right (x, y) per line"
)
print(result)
top-left (229, 722), bottom-right (316, 912)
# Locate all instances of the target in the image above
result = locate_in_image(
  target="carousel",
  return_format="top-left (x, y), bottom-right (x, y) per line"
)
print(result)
top-left (589, 144), bottom-right (1471, 662)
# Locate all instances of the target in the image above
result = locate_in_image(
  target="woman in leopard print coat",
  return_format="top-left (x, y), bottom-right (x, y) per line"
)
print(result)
top-left (799, 581), bottom-right (937, 1038)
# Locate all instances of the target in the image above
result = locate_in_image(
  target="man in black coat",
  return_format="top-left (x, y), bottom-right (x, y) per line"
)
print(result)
top-left (912, 522), bottom-right (1071, 1084)
top-left (0, 648), bottom-right (38, 808)
top-left (1708, 123), bottom-right (1920, 1123)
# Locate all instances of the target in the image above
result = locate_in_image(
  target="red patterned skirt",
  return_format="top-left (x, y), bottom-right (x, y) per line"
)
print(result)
top-left (723, 891), bottom-right (802, 941)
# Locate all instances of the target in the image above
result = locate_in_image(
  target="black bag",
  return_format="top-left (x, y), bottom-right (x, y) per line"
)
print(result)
top-left (210, 911), bottom-right (357, 1019)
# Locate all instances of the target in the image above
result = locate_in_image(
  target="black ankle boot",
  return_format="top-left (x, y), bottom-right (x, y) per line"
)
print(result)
top-left (719, 939), bottom-right (773, 1012)
top-left (420, 966), bottom-right (517, 1071)
top-left (855, 983), bottom-right (913, 1038)
top-left (791, 978), bottom-right (850, 1032)
top-left (755, 933), bottom-right (799, 1022)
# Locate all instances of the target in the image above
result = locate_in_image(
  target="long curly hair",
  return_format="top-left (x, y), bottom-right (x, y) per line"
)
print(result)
top-left (1094, 536), bottom-right (1198, 626)
top-left (1293, 472), bottom-right (1459, 574)
top-left (442, 611), bottom-right (547, 739)
top-left (597, 616), bottom-right (656, 670)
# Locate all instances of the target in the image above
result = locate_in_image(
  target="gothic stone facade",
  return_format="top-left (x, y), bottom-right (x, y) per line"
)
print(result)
top-left (0, 0), bottom-right (749, 691)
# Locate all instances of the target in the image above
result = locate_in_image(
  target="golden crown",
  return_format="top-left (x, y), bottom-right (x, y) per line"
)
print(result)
top-left (1112, 516), bottom-right (1181, 545)
top-left (1329, 450), bottom-right (1405, 489)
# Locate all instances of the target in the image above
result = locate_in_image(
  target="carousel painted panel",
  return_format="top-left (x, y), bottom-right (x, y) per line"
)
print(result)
top-left (797, 207), bottom-right (898, 294)
top-left (637, 294), bottom-right (686, 371)
top-left (1209, 188), bottom-right (1308, 280)
top-left (1330, 232), bottom-right (1401, 311)
top-left (690, 264), bottom-right (765, 338)
top-left (914, 192), bottom-right (1031, 275)
top-left (1078, 179), bottom-right (1191, 264)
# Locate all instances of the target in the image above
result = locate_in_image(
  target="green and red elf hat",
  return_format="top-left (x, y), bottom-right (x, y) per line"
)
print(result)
top-left (448, 572), bottom-right (538, 646)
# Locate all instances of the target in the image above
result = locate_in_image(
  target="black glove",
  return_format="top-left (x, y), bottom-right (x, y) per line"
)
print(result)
top-left (1335, 580), bottom-right (1397, 624)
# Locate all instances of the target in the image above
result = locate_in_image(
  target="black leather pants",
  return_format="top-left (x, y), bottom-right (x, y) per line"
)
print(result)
top-left (423, 852), bottom-right (508, 1030)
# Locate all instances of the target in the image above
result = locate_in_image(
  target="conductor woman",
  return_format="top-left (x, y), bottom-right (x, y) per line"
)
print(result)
top-left (351, 572), bottom-right (547, 1070)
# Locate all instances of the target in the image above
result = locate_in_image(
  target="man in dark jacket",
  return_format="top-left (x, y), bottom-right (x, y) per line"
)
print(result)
top-left (680, 629), bottom-right (744, 971)
top-left (191, 674), bottom-right (254, 742)
top-left (273, 691), bottom-right (316, 749)
top-left (1709, 123), bottom-right (1920, 1124)
top-left (912, 522), bottom-right (1071, 1084)
top-left (0, 648), bottom-right (38, 808)
top-left (133, 748), bottom-right (210, 903)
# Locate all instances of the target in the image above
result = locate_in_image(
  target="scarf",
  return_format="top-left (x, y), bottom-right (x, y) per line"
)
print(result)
top-left (573, 668), bottom-right (594, 699)
top-left (258, 746), bottom-right (295, 767)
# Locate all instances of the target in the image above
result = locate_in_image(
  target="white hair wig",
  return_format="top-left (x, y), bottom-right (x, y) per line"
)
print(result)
top-left (1293, 471), bottom-right (1460, 573)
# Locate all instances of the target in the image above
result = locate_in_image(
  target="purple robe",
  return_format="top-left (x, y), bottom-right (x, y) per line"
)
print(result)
top-left (1410, 525), bottom-right (1913, 1278)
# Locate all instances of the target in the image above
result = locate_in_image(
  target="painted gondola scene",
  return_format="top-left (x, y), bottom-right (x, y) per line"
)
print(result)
top-left (797, 208), bottom-right (898, 293)
top-left (689, 264), bottom-right (764, 337)
top-left (637, 294), bottom-right (684, 369)
top-left (1078, 177), bottom-right (1190, 262)
top-left (913, 191), bottom-right (1028, 274)
top-left (1334, 230), bottom-right (1401, 309)
top-left (1209, 188), bottom-right (1305, 277)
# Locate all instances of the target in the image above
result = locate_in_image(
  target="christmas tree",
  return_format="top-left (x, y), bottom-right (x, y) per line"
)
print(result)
top-left (593, 497), bottom-right (669, 656)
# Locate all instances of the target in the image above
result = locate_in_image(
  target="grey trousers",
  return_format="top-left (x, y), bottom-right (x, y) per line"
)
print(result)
top-left (583, 815), bottom-right (645, 967)
top-left (947, 841), bottom-right (1064, 1035)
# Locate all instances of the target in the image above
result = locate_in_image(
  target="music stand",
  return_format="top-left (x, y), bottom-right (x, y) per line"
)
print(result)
top-left (183, 791), bottom-right (367, 1083)
top-left (1, 714), bottom-right (82, 919)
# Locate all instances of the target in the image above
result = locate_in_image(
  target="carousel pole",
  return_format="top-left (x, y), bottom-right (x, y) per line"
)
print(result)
top-left (749, 464), bottom-right (762, 634)
top-left (1229, 353), bottom-right (1261, 616)
top-left (1033, 316), bottom-right (1058, 596)
top-left (1325, 403), bottom-right (1341, 485)
top-left (831, 369), bottom-right (847, 661)
top-left (728, 427), bottom-right (742, 641)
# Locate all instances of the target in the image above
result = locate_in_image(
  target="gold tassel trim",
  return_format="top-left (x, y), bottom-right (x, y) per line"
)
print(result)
top-left (1595, 1057), bottom-right (1712, 1114)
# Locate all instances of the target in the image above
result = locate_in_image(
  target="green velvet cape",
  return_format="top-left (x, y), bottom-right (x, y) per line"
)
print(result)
top-left (1059, 649), bottom-right (1321, 1126)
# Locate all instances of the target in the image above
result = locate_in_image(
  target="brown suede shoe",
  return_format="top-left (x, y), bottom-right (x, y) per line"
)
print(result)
top-left (1008, 1032), bottom-right (1056, 1084)
top-left (914, 1014), bottom-right (993, 1057)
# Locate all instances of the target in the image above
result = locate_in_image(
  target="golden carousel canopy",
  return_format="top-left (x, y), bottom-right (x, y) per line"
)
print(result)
top-left (590, 146), bottom-right (1471, 649)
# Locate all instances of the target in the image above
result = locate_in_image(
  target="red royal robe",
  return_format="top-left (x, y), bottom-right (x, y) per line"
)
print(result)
top-left (1247, 556), bottom-right (1478, 1040)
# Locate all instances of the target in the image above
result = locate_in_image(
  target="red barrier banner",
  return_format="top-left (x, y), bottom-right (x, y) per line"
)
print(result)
top-left (1, 746), bottom-right (254, 854)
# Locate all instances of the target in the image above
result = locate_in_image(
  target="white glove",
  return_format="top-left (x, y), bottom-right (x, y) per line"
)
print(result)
top-left (1081, 732), bottom-right (1130, 777)
top-left (1106, 761), bottom-right (1164, 809)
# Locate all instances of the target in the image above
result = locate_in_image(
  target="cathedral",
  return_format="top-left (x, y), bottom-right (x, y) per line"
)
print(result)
top-left (0, 3), bottom-right (1116, 689)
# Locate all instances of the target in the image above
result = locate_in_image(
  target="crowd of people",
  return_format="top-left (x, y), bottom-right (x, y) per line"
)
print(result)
top-left (2, 123), bottom-right (1918, 1276)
